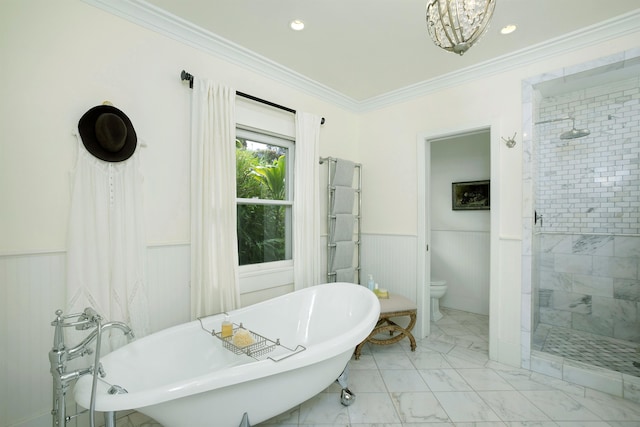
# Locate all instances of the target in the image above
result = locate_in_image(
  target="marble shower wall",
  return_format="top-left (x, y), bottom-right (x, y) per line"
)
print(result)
top-left (533, 69), bottom-right (640, 344)
top-left (537, 233), bottom-right (640, 342)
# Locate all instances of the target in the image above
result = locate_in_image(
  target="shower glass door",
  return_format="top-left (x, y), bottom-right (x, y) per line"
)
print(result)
top-left (531, 68), bottom-right (640, 378)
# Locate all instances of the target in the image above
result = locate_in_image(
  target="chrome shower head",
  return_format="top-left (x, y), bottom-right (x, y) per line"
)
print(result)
top-left (560, 118), bottom-right (590, 140)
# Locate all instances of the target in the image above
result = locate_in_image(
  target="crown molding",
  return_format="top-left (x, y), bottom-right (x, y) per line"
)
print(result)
top-left (81, 0), bottom-right (360, 111)
top-left (83, 1), bottom-right (640, 113)
top-left (360, 9), bottom-right (640, 112)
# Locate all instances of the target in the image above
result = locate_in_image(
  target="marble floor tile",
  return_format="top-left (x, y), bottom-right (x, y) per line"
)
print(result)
top-left (433, 391), bottom-right (501, 423)
top-left (372, 352), bottom-right (416, 370)
top-left (445, 345), bottom-right (490, 366)
top-left (503, 423), bottom-right (557, 427)
top-left (347, 392), bottom-right (402, 424)
top-left (418, 338), bottom-right (456, 354)
top-left (389, 391), bottom-right (450, 423)
top-left (553, 423), bottom-right (611, 427)
top-left (406, 350), bottom-right (452, 369)
top-left (350, 368), bottom-right (388, 392)
top-left (379, 369), bottom-right (430, 392)
top-left (519, 390), bottom-right (601, 421)
top-left (493, 369), bottom-right (555, 391)
top-left (350, 353), bottom-right (378, 370)
top-left (350, 424), bottom-right (404, 427)
top-left (438, 323), bottom-right (477, 336)
top-left (457, 368), bottom-right (516, 391)
top-left (297, 392), bottom-right (350, 425)
top-left (444, 352), bottom-right (488, 369)
top-left (455, 423), bottom-right (507, 427)
top-left (477, 390), bottom-right (550, 421)
top-left (571, 389), bottom-right (640, 421)
top-left (418, 368), bottom-right (473, 391)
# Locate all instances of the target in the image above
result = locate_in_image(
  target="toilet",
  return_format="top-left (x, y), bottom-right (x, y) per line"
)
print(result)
top-left (429, 280), bottom-right (448, 321)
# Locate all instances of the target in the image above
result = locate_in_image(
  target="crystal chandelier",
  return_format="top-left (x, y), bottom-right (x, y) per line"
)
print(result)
top-left (426, 0), bottom-right (496, 55)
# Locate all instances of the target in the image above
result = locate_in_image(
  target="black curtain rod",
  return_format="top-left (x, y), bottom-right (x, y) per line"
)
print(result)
top-left (181, 70), bottom-right (325, 125)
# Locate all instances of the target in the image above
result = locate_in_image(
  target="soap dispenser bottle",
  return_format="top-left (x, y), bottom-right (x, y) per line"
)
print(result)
top-left (221, 314), bottom-right (233, 338)
top-left (367, 274), bottom-right (375, 291)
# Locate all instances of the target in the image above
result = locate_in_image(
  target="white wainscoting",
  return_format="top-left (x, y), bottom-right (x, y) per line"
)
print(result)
top-left (360, 234), bottom-right (418, 301)
top-left (1, 252), bottom-right (66, 427)
top-left (431, 229), bottom-right (490, 315)
top-left (1, 245), bottom-right (192, 427)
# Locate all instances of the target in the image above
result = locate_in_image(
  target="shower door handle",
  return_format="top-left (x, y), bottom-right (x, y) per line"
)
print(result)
top-left (534, 210), bottom-right (543, 227)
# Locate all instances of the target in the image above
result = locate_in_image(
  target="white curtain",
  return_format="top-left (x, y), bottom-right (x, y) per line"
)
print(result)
top-left (190, 78), bottom-right (240, 319)
top-left (66, 143), bottom-right (149, 351)
top-left (293, 112), bottom-right (322, 289)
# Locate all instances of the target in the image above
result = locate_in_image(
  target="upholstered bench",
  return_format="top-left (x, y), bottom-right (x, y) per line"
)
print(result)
top-left (354, 293), bottom-right (417, 359)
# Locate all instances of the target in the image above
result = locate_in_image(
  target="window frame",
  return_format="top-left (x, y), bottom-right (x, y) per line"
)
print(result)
top-left (235, 126), bottom-right (295, 291)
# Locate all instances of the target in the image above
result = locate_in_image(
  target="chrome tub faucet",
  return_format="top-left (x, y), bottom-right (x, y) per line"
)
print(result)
top-left (49, 308), bottom-right (134, 427)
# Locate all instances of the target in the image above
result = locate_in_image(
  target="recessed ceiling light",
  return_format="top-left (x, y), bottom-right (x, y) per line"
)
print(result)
top-left (290, 19), bottom-right (305, 31)
top-left (500, 24), bottom-right (517, 35)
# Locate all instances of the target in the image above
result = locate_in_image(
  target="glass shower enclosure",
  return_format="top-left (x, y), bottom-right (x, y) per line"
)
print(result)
top-left (528, 57), bottom-right (640, 380)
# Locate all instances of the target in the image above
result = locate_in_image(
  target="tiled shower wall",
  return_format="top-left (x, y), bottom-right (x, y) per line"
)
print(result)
top-left (537, 233), bottom-right (640, 342)
top-left (537, 75), bottom-right (640, 234)
top-left (534, 74), bottom-right (640, 343)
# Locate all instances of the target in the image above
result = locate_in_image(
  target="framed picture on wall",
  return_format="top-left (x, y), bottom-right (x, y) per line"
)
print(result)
top-left (452, 180), bottom-right (490, 210)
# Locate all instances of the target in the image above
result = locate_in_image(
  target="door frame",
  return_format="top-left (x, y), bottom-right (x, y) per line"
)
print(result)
top-left (416, 120), bottom-right (500, 360)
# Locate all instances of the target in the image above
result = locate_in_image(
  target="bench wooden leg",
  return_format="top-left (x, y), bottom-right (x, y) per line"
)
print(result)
top-left (354, 310), bottom-right (417, 359)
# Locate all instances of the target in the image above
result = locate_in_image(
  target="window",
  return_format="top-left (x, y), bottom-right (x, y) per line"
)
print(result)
top-left (235, 128), bottom-right (294, 266)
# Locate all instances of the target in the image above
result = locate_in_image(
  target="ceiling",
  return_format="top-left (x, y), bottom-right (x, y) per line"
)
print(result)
top-left (141, 0), bottom-right (639, 102)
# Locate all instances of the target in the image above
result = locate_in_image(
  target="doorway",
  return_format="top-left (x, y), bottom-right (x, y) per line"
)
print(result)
top-left (416, 123), bottom-right (499, 360)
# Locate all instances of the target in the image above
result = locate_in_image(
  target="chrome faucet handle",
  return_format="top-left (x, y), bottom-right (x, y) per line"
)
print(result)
top-left (96, 363), bottom-right (106, 378)
top-left (51, 310), bottom-right (66, 351)
top-left (75, 307), bottom-right (102, 330)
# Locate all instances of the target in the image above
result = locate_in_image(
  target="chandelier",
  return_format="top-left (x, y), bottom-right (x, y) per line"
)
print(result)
top-left (426, 0), bottom-right (496, 55)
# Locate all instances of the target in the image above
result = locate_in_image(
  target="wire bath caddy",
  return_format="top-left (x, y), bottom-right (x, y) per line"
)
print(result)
top-left (198, 318), bottom-right (306, 362)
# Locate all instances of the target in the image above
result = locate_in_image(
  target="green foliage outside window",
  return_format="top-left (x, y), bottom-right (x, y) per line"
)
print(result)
top-left (236, 138), bottom-right (288, 265)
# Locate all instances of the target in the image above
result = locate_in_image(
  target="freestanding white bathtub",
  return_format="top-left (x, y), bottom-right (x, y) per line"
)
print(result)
top-left (74, 282), bottom-right (380, 426)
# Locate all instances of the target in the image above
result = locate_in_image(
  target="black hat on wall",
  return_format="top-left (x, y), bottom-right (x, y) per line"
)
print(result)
top-left (78, 105), bottom-right (137, 162)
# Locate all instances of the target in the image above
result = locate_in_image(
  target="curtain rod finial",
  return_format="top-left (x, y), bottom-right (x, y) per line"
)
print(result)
top-left (181, 70), bottom-right (194, 88)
